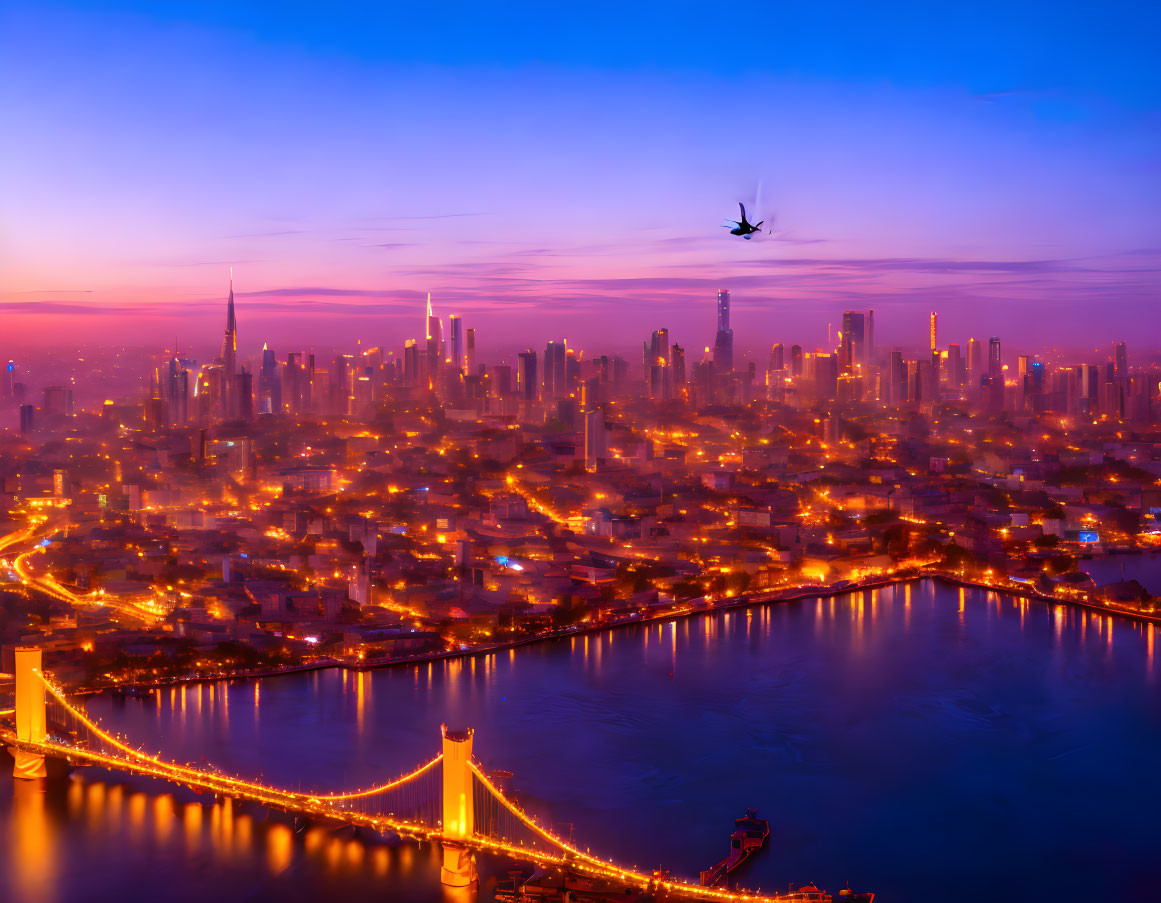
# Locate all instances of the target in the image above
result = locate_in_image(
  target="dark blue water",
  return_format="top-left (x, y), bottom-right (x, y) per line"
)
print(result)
top-left (3, 581), bottom-right (1159, 902)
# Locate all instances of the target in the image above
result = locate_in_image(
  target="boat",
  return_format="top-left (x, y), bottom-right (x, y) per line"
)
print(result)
top-left (782, 885), bottom-right (830, 902)
top-left (782, 883), bottom-right (874, 903)
top-left (699, 808), bottom-right (770, 887)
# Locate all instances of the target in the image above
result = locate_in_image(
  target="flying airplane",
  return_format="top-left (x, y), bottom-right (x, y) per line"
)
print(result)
top-left (723, 203), bottom-right (764, 239)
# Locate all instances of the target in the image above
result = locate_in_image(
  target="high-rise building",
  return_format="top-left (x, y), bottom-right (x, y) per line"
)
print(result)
top-left (790, 345), bottom-right (803, 377)
top-left (449, 315), bottom-right (464, 372)
top-left (888, 351), bottom-right (907, 405)
top-left (988, 337), bottom-right (1002, 381)
top-left (966, 338), bottom-right (981, 382)
top-left (19, 404), bottom-right (34, 435)
top-left (929, 312), bottom-right (937, 353)
top-left (164, 357), bottom-right (189, 424)
top-left (222, 269), bottom-right (237, 382)
top-left (866, 309), bottom-right (875, 363)
top-left (671, 344), bottom-right (686, 389)
top-left (650, 328), bottom-right (670, 365)
top-left (543, 341), bottom-right (567, 399)
top-left (221, 269), bottom-right (238, 418)
top-left (259, 343), bottom-right (281, 414)
top-left (517, 351), bottom-right (538, 402)
top-left (425, 293), bottom-right (442, 384)
top-left (466, 328), bottom-right (477, 375)
top-left (584, 408), bottom-right (607, 472)
top-left (403, 340), bottom-right (419, 386)
top-left (717, 289), bottom-right (730, 332)
top-left (1113, 341), bottom-right (1127, 379)
top-left (713, 290), bottom-right (734, 374)
top-left (841, 311), bottom-right (866, 370)
top-left (769, 343), bottom-right (784, 372)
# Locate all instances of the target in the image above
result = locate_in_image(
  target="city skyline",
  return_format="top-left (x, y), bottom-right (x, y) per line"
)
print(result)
top-left (2, 2), bottom-right (1160, 347)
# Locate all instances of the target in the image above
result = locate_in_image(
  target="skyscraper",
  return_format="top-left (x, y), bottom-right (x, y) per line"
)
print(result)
top-left (543, 341), bottom-right (567, 399)
top-left (425, 293), bottom-right (442, 384)
top-left (929, 312), bottom-right (937, 354)
top-left (517, 351), bottom-right (538, 402)
top-left (449, 315), bottom-right (464, 373)
top-left (223, 270), bottom-right (237, 379)
top-left (1113, 341), bottom-right (1127, 379)
top-left (841, 311), bottom-right (866, 370)
top-left (466, 328), bottom-right (477, 375)
top-left (717, 289), bottom-right (730, 332)
top-left (714, 289), bottom-right (734, 374)
top-left (222, 269), bottom-right (237, 417)
top-left (988, 336), bottom-right (1002, 381)
top-left (259, 343), bottom-right (281, 414)
top-left (966, 338), bottom-right (981, 383)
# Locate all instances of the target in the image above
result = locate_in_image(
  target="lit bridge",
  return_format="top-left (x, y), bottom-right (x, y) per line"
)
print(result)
top-left (1, 647), bottom-right (783, 902)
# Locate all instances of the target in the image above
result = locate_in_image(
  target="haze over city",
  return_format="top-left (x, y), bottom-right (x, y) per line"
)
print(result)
top-left (2, 1), bottom-right (1159, 351)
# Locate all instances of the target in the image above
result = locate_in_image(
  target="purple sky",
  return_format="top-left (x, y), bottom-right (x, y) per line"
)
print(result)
top-left (1, 2), bottom-right (1159, 359)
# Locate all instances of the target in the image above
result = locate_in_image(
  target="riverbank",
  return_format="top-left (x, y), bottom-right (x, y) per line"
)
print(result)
top-left (65, 565), bottom-right (1158, 697)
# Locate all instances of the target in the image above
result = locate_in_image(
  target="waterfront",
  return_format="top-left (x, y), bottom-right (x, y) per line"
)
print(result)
top-left (3, 581), bottom-right (1160, 903)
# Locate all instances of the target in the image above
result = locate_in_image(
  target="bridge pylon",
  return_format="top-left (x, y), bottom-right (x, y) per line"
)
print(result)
top-left (440, 724), bottom-right (477, 887)
top-left (10, 646), bottom-right (47, 779)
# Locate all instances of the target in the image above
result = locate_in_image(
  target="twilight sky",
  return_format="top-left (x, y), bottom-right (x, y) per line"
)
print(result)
top-left (1, 1), bottom-right (1159, 358)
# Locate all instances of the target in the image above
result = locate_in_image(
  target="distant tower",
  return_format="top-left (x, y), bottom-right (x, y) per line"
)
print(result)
top-left (425, 293), bottom-right (442, 384)
top-left (1113, 341), bottom-right (1127, 379)
top-left (988, 336), bottom-right (1002, 380)
top-left (713, 289), bottom-right (734, 374)
top-left (449, 315), bottom-right (464, 373)
top-left (223, 269), bottom-right (237, 381)
top-left (929, 312), bottom-right (937, 354)
top-left (465, 328), bottom-right (477, 374)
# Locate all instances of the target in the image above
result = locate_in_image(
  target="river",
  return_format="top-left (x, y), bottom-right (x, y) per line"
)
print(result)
top-left (2, 580), bottom-right (1159, 902)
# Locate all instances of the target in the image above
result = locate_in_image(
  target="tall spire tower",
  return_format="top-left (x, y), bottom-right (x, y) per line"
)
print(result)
top-left (223, 268), bottom-right (237, 380)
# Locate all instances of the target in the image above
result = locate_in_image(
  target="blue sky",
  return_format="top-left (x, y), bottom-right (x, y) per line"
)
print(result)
top-left (1, 1), bottom-right (1158, 354)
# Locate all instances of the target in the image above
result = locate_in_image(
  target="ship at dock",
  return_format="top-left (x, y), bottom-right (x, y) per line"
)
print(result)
top-left (699, 809), bottom-right (770, 887)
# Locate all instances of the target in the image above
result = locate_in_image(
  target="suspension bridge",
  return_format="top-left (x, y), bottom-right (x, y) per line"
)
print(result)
top-left (2, 647), bottom-right (788, 902)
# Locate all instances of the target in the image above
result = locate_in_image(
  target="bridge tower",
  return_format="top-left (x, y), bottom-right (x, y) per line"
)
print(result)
top-left (10, 646), bottom-right (47, 779)
top-left (440, 724), bottom-right (477, 887)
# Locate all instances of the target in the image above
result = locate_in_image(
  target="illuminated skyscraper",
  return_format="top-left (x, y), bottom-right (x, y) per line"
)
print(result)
top-left (714, 289), bottom-right (733, 374)
top-left (841, 311), bottom-right (865, 370)
top-left (465, 328), bottom-right (477, 374)
top-left (517, 351), bottom-right (538, 402)
top-left (1113, 341), bottom-right (1127, 379)
top-left (988, 336), bottom-right (1002, 381)
top-left (223, 269), bottom-right (237, 381)
top-left (449, 315), bottom-right (464, 372)
top-left (425, 293), bottom-right (442, 383)
top-left (259, 343), bottom-right (280, 414)
top-left (966, 338), bottom-right (981, 382)
top-left (543, 341), bottom-right (566, 399)
top-left (403, 340), bottom-right (419, 386)
top-left (929, 312), bottom-right (937, 353)
top-left (671, 344), bottom-right (686, 389)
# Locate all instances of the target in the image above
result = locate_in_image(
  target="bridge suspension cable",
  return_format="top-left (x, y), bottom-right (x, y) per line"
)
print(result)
top-left (36, 672), bottom-right (443, 807)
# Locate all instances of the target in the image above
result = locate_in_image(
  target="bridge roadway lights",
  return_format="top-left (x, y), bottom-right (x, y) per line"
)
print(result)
top-left (10, 646), bottom-right (47, 779)
top-left (440, 724), bottom-right (477, 888)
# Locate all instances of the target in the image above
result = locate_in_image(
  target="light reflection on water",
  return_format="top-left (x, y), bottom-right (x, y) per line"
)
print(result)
top-left (2, 580), bottom-right (1159, 903)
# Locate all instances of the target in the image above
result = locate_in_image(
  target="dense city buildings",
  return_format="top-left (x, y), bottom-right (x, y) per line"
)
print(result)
top-left (1, 282), bottom-right (1158, 695)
